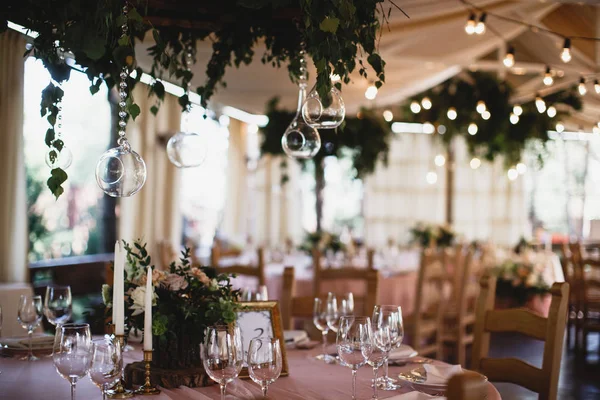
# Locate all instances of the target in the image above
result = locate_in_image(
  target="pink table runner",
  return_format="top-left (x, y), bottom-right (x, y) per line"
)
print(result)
top-left (0, 343), bottom-right (501, 399)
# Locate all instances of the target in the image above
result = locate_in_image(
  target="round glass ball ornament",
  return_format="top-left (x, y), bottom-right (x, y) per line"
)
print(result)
top-left (281, 119), bottom-right (321, 159)
top-left (45, 146), bottom-right (73, 169)
top-left (302, 84), bottom-right (345, 129)
top-left (95, 142), bottom-right (146, 197)
top-left (166, 131), bottom-right (207, 168)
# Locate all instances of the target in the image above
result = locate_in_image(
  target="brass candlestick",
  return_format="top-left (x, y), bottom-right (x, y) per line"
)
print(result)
top-left (135, 350), bottom-right (161, 395)
top-left (107, 334), bottom-right (134, 399)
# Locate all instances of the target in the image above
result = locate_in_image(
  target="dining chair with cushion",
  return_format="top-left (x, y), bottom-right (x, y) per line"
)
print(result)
top-left (215, 247), bottom-right (266, 287)
top-left (471, 272), bottom-right (569, 400)
top-left (446, 372), bottom-right (489, 400)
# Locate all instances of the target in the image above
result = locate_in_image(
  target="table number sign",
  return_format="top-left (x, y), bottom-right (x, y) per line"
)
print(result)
top-left (236, 301), bottom-right (289, 378)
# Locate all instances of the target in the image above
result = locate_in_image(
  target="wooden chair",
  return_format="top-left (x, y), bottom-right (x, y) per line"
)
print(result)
top-left (156, 240), bottom-right (178, 270)
top-left (577, 257), bottom-right (600, 357)
top-left (446, 372), bottom-right (488, 400)
top-left (405, 248), bottom-right (446, 360)
top-left (471, 272), bottom-right (569, 400)
top-left (215, 247), bottom-right (266, 286)
top-left (209, 238), bottom-right (243, 266)
top-left (559, 242), bottom-right (580, 350)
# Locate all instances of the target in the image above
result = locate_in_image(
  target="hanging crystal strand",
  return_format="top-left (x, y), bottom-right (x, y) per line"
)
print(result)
top-left (45, 94), bottom-right (73, 169)
top-left (167, 41), bottom-right (207, 168)
top-left (95, 3), bottom-right (146, 198)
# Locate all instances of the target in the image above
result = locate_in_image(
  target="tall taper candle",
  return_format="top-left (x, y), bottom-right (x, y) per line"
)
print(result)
top-left (112, 241), bottom-right (118, 325)
top-left (114, 241), bottom-right (125, 335)
top-left (144, 267), bottom-right (153, 351)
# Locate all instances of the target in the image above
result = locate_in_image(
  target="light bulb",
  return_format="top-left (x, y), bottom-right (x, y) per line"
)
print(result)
top-left (507, 168), bottom-right (518, 181)
top-left (595, 80), bottom-right (600, 94)
top-left (302, 83), bottom-right (345, 129)
top-left (556, 122), bottom-right (565, 133)
top-left (475, 13), bottom-right (487, 35)
top-left (422, 122), bottom-right (435, 134)
top-left (513, 104), bottom-right (523, 116)
top-left (426, 171), bottom-right (438, 184)
top-left (434, 154), bottom-right (446, 167)
top-left (543, 67), bottom-right (553, 86)
top-left (561, 38), bottom-right (572, 63)
top-left (383, 110), bottom-right (393, 122)
top-left (468, 122), bottom-right (478, 135)
top-left (503, 46), bottom-right (515, 68)
top-left (470, 157), bottom-right (481, 169)
top-left (438, 125), bottom-right (447, 135)
top-left (510, 113), bottom-right (519, 125)
top-left (421, 97), bottom-right (432, 110)
top-left (547, 106), bottom-right (557, 118)
top-left (578, 78), bottom-right (587, 96)
top-left (410, 101), bottom-right (421, 113)
top-left (447, 107), bottom-right (457, 120)
top-left (476, 100), bottom-right (486, 114)
top-left (465, 13), bottom-right (476, 35)
top-left (516, 163), bottom-right (527, 175)
top-left (45, 146), bottom-right (73, 170)
top-left (365, 85), bottom-right (378, 100)
top-left (594, 126), bottom-right (600, 135)
top-left (535, 95), bottom-right (546, 113)
top-left (481, 110), bottom-right (491, 120)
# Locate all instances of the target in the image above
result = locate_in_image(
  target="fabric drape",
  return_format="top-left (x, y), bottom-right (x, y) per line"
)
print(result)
top-left (118, 85), bottom-right (182, 269)
top-left (0, 31), bottom-right (27, 283)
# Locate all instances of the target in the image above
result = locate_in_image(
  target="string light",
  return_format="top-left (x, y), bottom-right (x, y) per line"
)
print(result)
top-left (438, 125), bottom-right (447, 135)
top-left (423, 122), bottom-right (435, 134)
top-left (535, 95), bottom-right (546, 113)
top-left (547, 106), bottom-right (557, 118)
top-left (426, 171), bottom-right (438, 184)
top-left (470, 157), bottom-right (481, 169)
top-left (561, 38), bottom-right (572, 63)
top-left (595, 80), bottom-right (600, 94)
top-left (434, 154), bottom-right (446, 166)
top-left (481, 110), bottom-right (491, 120)
top-left (593, 126), bottom-right (600, 135)
top-left (503, 46), bottom-right (515, 68)
top-left (516, 163), bottom-right (527, 175)
top-left (556, 122), bottom-right (565, 133)
top-left (513, 104), bottom-right (523, 116)
top-left (476, 100), bottom-right (486, 114)
top-left (475, 13), bottom-right (487, 35)
top-left (410, 101), bottom-right (421, 113)
top-left (510, 113), bottom-right (519, 124)
top-left (365, 84), bottom-right (378, 100)
top-left (465, 13), bottom-right (476, 35)
top-left (468, 122), bottom-right (478, 135)
top-left (421, 97), bottom-right (432, 110)
top-left (543, 66), bottom-right (553, 86)
top-left (447, 107), bottom-right (457, 120)
top-left (507, 168), bottom-right (518, 181)
top-left (597, 121), bottom-right (600, 128)
top-left (578, 77), bottom-right (587, 95)
top-left (383, 110), bottom-right (393, 122)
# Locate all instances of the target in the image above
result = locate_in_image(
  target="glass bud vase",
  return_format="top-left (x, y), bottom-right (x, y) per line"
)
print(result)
top-left (302, 84), bottom-right (345, 129)
top-left (282, 82), bottom-right (321, 159)
top-left (95, 141), bottom-right (146, 197)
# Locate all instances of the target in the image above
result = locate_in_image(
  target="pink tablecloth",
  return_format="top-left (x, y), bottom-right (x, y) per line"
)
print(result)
top-left (0, 343), bottom-right (501, 399)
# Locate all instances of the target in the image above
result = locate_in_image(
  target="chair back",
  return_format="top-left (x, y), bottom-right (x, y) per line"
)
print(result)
top-left (156, 240), bottom-right (178, 270)
top-left (215, 247), bottom-right (266, 286)
top-left (579, 257), bottom-right (600, 308)
top-left (471, 272), bottom-right (569, 400)
top-left (446, 372), bottom-right (488, 400)
top-left (210, 238), bottom-right (243, 266)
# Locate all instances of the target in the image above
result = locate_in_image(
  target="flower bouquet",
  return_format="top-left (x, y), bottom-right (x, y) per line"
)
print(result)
top-left (409, 222), bottom-right (456, 248)
top-left (493, 254), bottom-right (550, 305)
top-left (298, 230), bottom-right (346, 255)
top-left (102, 240), bottom-right (240, 386)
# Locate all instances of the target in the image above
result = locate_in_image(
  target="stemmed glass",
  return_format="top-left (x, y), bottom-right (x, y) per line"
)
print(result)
top-left (313, 296), bottom-right (335, 363)
top-left (17, 294), bottom-right (43, 361)
top-left (372, 305), bottom-right (404, 390)
top-left (367, 325), bottom-right (392, 399)
top-left (202, 324), bottom-right (244, 400)
top-left (248, 337), bottom-right (282, 398)
top-left (89, 338), bottom-right (122, 400)
top-left (44, 285), bottom-right (72, 326)
top-left (336, 316), bottom-right (373, 400)
top-left (53, 323), bottom-right (92, 400)
top-left (326, 294), bottom-right (353, 334)
top-left (241, 285), bottom-right (269, 301)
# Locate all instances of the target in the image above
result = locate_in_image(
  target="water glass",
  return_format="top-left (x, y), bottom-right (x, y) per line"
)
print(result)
top-left (367, 325), bottom-right (392, 399)
top-left (89, 338), bottom-right (122, 400)
top-left (336, 316), bottom-right (373, 400)
top-left (202, 324), bottom-right (244, 400)
top-left (17, 294), bottom-right (43, 361)
top-left (241, 285), bottom-right (269, 301)
top-left (313, 296), bottom-right (335, 363)
top-left (372, 305), bottom-right (404, 390)
top-left (53, 323), bottom-right (92, 400)
top-left (248, 337), bottom-right (282, 397)
top-left (44, 285), bottom-right (72, 326)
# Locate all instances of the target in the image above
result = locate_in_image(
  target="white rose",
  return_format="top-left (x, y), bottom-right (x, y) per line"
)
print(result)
top-left (129, 286), bottom-right (157, 316)
top-left (209, 279), bottom-right (219, 290)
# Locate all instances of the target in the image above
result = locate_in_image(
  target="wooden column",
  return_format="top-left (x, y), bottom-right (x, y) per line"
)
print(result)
top-left (445, 142), bottom-right (455, 226)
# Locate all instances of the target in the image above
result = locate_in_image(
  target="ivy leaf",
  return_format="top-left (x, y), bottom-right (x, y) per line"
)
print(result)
top-left (45, 128), bottom-right (55, 147)
top-left (367, 53), bottom-right (385, 76)
top-left (53, 139), bottom-right (64, 152)
top-left (127, 8), bottom-right (143, 23)
top-left (115, 15), bottom-right (127, 29)
top-left (89, 78), bottom-right (102, 95)
top-left (118, 35), bottom-right (130, 47)
top-left (47, 168), bottom-right (68, 200)
top-left (319, 17), bottom-right (340, 34)
top-left (153, 81), bottom-right (165, 100)
top-left (128, 102), bottom-right (141, 120)
top-left (81, 33), bottom-right (106, 61)
top-left (150, 105), bottom-right (159, 116)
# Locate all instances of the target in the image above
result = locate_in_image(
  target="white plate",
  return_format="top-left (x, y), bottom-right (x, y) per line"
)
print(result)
top-left (397, 367), bottom-right (487, 390)
top-left (388, 344), bottom-right (418, 361)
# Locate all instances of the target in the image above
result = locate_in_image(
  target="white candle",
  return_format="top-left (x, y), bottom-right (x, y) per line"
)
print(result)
top-left (112, 241), bottom-right (118, 325)
top-left (144, 267), bottom-right (153, 351)
top-left (114, 241), bottom-right (125, 335)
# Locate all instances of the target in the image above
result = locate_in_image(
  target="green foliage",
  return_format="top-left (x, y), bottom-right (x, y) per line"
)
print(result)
top-left (299, 230), bottom-right (346, 254)
top-left (400, 72), bottom-right (583, 168)
top-left (409, 222), bottom-right (456, 248)
top-left (493, 259), bottom-right (550, 305)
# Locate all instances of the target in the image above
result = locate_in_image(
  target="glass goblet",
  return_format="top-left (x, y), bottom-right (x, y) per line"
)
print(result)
top-left (53, 323), bottom-right (92, 400)
top-left (313, 296), bottom-right (335, 363)
top-left (44, 285), bottom-right (72, 326)
top-left (372, 305), bottom-right (404, 390)
top-left (367, 324), bottom-right (392, 400)
top-left (17, 294), bottom-right (43, 361)
top-left (336, 316), bottom-right (373, 400)
top-left (202, 324), bottom-right (244, 400)
top-left (89, 338), bottom-right (122, 400)
top-left (248, 337), bottom-right (282, 397)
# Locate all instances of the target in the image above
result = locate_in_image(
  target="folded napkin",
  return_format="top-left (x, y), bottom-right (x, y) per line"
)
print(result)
top-left (0, 334), bottom-right (54, 350)
top-left (284, 330), bottom-right (308, 344)
top-left (386, 391), bottom-right (445, 400)
top-left (423, 364), bottom-right (463, 385)
top-left (388, 344), bottom-right (416, 360)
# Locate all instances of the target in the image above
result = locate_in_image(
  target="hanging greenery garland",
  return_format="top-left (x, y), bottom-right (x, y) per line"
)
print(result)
top-left (398, 71), bottom-right (582, 167)
top-left (3, 0), bottom-right (400, 198)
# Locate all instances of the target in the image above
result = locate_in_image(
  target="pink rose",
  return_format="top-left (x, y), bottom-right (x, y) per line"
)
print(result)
top-left (163, 274), bottom-right (189, 291)
top-left (190, 267), bottom-right (211, 285)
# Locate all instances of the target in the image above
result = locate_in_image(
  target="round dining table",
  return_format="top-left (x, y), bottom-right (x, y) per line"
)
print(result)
top-left (0, 340), bottom-right (501, 399)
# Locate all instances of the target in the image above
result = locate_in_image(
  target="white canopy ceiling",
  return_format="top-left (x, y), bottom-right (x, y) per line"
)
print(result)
top-left (135, 0), bottom-right (600, 130)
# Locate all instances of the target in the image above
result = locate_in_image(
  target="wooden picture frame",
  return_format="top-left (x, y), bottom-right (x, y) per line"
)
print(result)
top-left (237, 300), bottom-right (289, 378)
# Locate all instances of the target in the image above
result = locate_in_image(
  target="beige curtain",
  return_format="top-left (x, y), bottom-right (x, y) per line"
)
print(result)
top-left (118, 85), bottom-right (182, 268)
top-left (0, 31), bottom-right (27, 283)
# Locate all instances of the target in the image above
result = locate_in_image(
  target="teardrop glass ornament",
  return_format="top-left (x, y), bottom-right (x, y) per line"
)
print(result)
top-left (45, 146), bottom-right (73, 169)
top-left (302, 84), bottom-right (345, 129)
top-left (167, 131), bottom-right (207, 168)
top-left (95, 141), bottom-right (146, 197)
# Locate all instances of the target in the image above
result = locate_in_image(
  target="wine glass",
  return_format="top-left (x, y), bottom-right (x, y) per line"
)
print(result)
top-left (241, 285), bottom-right (269, 301)
top-left (53, 323), bottom-right (92, 400)
top-left (0, 304), bottom-right (3, 337)
top-left (336, 316), bottom-right (373, 400)
top-left (248, 337), bottom-right (282, 397)
top-left (17, 294), bottom-right (43, 361)
top-left (367, 324), bottom-right (392, 400)
top-left (372, 305), bottom-right (404, 390)
top-left (202, 324), bottom-right (244, 400)
top-left (313, 296), bottom-right (335, 363)
top-left (326, 294), bottom-right (353, 334)
top-left (89, 338), bottom-right (122, 400)
top-left (44, 285), bottom-right (72, 326)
